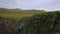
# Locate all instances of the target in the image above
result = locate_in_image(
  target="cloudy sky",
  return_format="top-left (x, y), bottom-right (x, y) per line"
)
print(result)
top-left (0, 0), bottom-right (60, 11)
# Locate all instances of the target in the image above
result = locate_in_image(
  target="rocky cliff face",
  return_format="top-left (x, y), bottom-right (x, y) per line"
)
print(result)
top-left (0, 17), bottom-right (29, 34)
top-left (21, 11), bottom-right (60, 34)
top-left (0, 11), bottom-right (60, 34)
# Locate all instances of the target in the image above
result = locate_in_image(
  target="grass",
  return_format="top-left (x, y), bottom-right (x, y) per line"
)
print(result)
top-left (0, 8), bottom-right (46, 21)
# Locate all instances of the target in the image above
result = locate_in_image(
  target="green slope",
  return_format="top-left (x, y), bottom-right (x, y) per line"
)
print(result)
top-left (0, 8), bottom-right (45, 20)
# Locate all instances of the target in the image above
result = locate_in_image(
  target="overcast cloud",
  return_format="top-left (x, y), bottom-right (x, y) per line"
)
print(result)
top-left (0, 0), bottom-right (60, 11)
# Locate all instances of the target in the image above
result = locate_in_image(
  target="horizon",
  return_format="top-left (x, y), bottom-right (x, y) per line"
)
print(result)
top-left (0, 7), bottom-right (60, 12)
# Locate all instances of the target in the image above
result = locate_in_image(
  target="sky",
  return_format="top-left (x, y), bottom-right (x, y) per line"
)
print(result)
top-left (0, 0), bottom-right (60, 11)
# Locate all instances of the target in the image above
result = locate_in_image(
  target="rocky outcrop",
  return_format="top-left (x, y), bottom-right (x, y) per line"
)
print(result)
top-left (0, 11), bottom-right (60, 34)
top-left (20, 11), bottom-right (60, 34)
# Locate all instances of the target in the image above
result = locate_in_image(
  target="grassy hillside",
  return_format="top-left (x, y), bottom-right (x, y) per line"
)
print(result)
top-left (0, 8), bottom-right (60, 34)
top-left (0, 8), bottom-right (45, 20)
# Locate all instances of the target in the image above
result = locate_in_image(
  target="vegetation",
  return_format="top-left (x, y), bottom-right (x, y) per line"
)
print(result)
top-left (0, 8), bottom-right (45, 21)
top-left (0, 8), bottom-right (60, 34)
